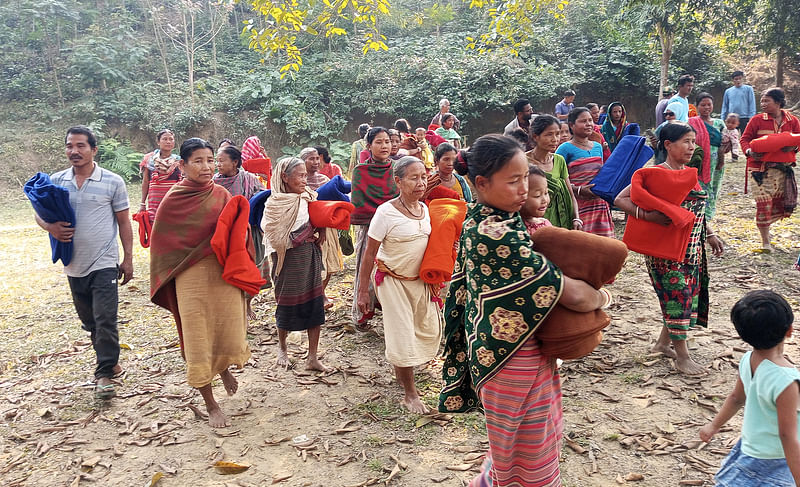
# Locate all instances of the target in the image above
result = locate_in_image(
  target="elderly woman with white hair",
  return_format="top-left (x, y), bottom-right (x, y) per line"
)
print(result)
top-left (262, 156), bottom-right (330, 372)
top-left (431, 98), bottom-right (460, 130)
top-left (356, 156), bottom-right (442, 414)
top-left (299, 147), bottom-right (342, 309)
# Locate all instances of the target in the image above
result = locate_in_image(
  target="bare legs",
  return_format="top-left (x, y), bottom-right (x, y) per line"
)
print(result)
top-left (276, 326), bottom-right (330, 372)
top-left (651, 326), bottom-right (706, 375)
top-left (395, 366), bottom-right (430, 414)
top-left (322, 275), bottom-right (334, 309)
top-left (198, 368), bottom-right (239, 428)
top-left (758, 225), bottom-right (772, 251)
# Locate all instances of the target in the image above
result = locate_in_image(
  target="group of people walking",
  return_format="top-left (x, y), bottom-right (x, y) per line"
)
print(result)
top-left (30, 72), bottom-right (799, 485)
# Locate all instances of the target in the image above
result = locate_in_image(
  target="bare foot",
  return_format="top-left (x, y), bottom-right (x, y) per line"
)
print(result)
top-left (207, 405), bottom-right (230, 428)
top-left (401, 396), bottom-right (431, 415)
top-left (277, 349), bottom-right (291, 369)
top-left (675, 356), bottom-right (707, 375)
top-left (651, 343), bottom-right (678, 359)
top-left (219, 369), bottom-right (238, 396)
top-left (323, 296), bottom-right (334, 310)
top-left (306, 357), bottom-right (332, 373)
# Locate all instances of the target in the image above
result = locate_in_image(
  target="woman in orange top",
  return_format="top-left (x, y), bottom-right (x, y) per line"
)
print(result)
top-left (740, 87), bottom-right (800, 252)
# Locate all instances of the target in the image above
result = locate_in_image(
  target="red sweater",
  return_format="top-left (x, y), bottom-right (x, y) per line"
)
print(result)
top-left (740, 110), bottom-right (800, 171)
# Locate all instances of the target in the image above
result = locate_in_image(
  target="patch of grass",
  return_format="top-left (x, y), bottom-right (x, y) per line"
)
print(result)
top-left (603, 433), bottom-right (620, 441)
top-left (620, 372), bottom-right (644, 384)
top-left (414, 426), bottom-right (436, 446)
top-left (366, 458), bottom-right (384, 472)
top-left (356, 400), bottom-right (402, 419)
top-left (364, 435), bottom-right (384, 447)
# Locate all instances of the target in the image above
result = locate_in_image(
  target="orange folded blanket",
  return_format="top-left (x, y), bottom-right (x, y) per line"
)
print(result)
top-left (532, 226), bottom-right (628, 360)
top-left (132, 209), bottom-right (151, 248)
top-left (211, 195), bottom-right (266, 296)
top-left (308, 200), bottom-right (355, 230)
top-left (420, 198), bottom-right (468, 285)
top-left (750, 132), bottom-right (800, 164)
top-left (424, 185), bottom-right (459, 205)
top-left (622, 167), bottom-right (698, 262)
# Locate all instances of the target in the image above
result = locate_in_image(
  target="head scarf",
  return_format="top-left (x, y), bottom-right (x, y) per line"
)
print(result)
top-left (263, 157), bottom-right (316, 276)
top-left (600, 102), bottom-right (629, 150)
top-left (665, 101), bottom-right (687, 122)
top-left (298, 147), bottom-right (317, 161)
top-left (241, 136), bottom-right (265, 163)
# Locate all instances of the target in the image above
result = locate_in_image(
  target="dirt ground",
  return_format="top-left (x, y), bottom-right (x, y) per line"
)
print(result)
top-left (1, 158), bottom-right (799, 487)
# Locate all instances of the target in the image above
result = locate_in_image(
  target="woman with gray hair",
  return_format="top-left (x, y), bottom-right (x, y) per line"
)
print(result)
top-left (356, 156), bottom-right (442, 413)
top-left (262, 156), bottom-right (330, 371)
top-left (300, 147), bottom-right (342, 309)
top-left (431, 98), bottom-right (460, 129)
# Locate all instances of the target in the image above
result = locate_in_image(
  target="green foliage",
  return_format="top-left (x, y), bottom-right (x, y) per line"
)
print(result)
top-left (95, 132), bottom-right (145, 183)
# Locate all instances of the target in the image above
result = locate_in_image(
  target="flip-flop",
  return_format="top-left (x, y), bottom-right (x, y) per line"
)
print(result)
top-left (112, 369), bottom-right (126, 380)
top-left (94, 383), bottom-right (116, 400)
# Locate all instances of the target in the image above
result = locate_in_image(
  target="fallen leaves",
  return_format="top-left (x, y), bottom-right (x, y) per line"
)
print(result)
top-left (213, 461), bottom-right (250, 475)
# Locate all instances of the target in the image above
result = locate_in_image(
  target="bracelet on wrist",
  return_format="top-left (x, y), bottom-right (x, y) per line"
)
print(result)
top-left (572, 218), bottom-right (583, 225)
top-left (577, 186), bottom-right (582, 196)
top-left (635, 206), bottom-right (640, 220)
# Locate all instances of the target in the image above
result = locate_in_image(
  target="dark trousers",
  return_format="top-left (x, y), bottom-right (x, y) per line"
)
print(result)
top-left (67, 267), bottom-right (120, 380)
top-left (738, 117), bottom-right (750, 132)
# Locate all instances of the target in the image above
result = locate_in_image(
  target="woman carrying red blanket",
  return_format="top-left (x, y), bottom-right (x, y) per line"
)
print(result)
top-left (357, 157), bottom-right (441, 414)
top-left (556, 107), bottom-right (615, 238)
top-left (139, 129), bottom-right (182, 225)
top-left (615, 123), bottom-right (724, 375)
top-left (740, 87), bottom-right (800, 252)
top-left (350, 127), bottom-right (398, 330)
top-left (263, 156), bottom-right (330, 372)
top-left (150, 138), bottom-right (251, 428)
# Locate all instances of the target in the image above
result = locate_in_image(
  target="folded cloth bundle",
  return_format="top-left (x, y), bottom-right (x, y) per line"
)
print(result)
top-left (316, 175), bottom-right (352, 202)
top-left (424, 184), bottom-right (459, 205)
top-left (351, 161), bottom-right (397, 225)
top-left (426, 130), bottom-right (447, 148)
top-left (622, 167), bottom-right (698, 262)
top-left (23, 172), bottom-right (76, 265)
top-left (308, 200), bottom-right (355, 230)
top-left (591, 136), bottom-right (653, 205)
top-left (622, 123), bottom-right (641, 137)
top-left (420, 198), bottom-right (468, 285)
top-left (532, 226), bottom-right (628, 359)
top-left (749, 132), bottom-right (800, 164)
top-left (211, 195), bottom-right (265, 296)
top-left (248, 189), bottom-right (271, 227)
top-left (132, 210), bottom-right (152, 248)
top-left (242, 157), bottom-right (272, 178)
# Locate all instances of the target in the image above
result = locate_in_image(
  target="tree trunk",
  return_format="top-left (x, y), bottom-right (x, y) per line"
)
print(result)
top-left (776, 46), bottom-right (785, 87)
top-left (657, 24), bottom-right (673, 97)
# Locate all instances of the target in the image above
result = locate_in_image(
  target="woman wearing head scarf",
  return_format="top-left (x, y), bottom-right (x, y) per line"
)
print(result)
top-left (241, 136), bottom-right (272, 188)
top-left (150, 138), bottom-right (252, 428)
top-left (650, 102), bottom-right (683, 164)
top-left (600, 102), bottom-right (633, 153)
top-left (262, 157), bottom-right (330, 371)
top-left (214, 145), bottom-right (265, 200)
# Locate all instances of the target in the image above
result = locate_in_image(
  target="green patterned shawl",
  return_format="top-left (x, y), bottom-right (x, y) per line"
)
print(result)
top-left (438, 203), bottom-right (564, 413)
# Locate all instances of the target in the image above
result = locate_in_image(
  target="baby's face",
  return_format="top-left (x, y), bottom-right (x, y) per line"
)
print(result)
top-left (725, 119), bottom-right (738, 130)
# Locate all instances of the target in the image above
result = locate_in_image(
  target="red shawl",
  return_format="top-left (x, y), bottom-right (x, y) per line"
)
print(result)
top-left (308, 200), bottom-right (355, 230)
top-left (622, 167), bottom-right (698, 262)
top-left (211, 195), bottom-right (265, 296)
top-left (688, 116), bottom-right (712, 184)
top-left (350, 159), bottom-right (398, 225)
top-left (150, 179), bottom-right (231, 352)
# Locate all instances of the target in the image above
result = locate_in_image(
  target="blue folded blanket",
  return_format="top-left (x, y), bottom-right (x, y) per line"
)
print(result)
top-left (248, 189), bottom-right (272, 227)
top-left (591, 135), bottom-right (653, 206)
top-left (23, 172), bottom-right (76, 266)
top-left (316, 175), bottom-right (352, 202)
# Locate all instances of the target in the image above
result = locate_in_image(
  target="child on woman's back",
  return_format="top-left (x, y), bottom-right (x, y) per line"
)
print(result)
top-left (700, 290), bottom-right (800, 486)
top-left (521, 165), bottom-right (552, 235)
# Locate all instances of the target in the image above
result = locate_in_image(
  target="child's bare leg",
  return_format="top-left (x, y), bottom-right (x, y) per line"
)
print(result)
top-left (306, 326), bottom-right (330, 372)
top-left (672, 339), bottom-right (706, 375)
top-left (246, 295), bottom-right (256, 321)
top-left (277, 329), bottom-right (290, 368)
top-left (758, 225), bottom-right (772, 250)
top-left (395, 366), bottom-right (430, 414)
top-left (322, 275), bottom-right (333, 309)
top-left (651, 326), bottom-right (677, 358)
top-left (198, 383), bottom-right (229, 428)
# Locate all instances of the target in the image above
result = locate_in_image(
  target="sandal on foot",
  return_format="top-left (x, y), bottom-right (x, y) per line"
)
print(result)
top-left (94, 383), bottom-right (116, 400)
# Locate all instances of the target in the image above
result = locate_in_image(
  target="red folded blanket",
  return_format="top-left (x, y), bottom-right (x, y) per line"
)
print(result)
top-left (351, 161), bottom-right (397, 225)
top-left (533, 226), bottom-right (628, 359)
top-left (750, 132), bottom-right (800, 164)
top-left (132, 209), bottom-right (151, 248)
top-left (242, 157), bottom-right (272, 189)
top-left (308, 200), bottom-right (355, 230)
top-left (211, 195), bottom-right (266, 296)
top-left (424, 185), bottom-right (459, 205)
top-left (420, 198), bottom-right (467, 285)
top-left (622, 167), bottom-right (698, 262)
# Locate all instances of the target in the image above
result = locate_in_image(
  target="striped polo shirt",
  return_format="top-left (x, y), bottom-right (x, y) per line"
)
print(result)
top-left (51, 163), bottom-right (129, 278)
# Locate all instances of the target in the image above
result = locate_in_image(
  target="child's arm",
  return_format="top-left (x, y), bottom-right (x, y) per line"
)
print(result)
top-left (699, 376), bottom-right (746, 442)
top-left (776, 381), bottom-right (800, 485)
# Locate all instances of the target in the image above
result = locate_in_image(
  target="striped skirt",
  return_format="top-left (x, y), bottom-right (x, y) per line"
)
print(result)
top-left (271, 241), bottom-right (325, 331)
top-left (471, 338), bottom-right (563, 487)
top-left (147, 177), bottom-right (180, 224)
top-left (569, 157), bottom-right (614, 238)
top-left (751, 167), bottom-right (793, 228)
